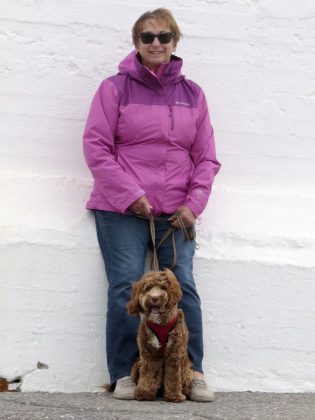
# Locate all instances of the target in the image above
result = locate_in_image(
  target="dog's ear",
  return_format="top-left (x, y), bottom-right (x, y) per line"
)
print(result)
top-left (127, 281), bottom-right (141, 316)
top-left (163, 269), bottom-right (182, 304)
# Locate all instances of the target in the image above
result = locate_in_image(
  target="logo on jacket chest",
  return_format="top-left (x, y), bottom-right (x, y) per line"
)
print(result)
top-left (175, 101), bottom-right (190, 107)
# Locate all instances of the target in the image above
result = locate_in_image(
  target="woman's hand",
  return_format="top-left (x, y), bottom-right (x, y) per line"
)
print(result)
top-left (168, 205), bottom-right (196, 228)
top-left (129, 195), bottom-right (152, 217)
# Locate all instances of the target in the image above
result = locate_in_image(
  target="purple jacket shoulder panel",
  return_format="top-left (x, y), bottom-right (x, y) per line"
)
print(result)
top-left (110, 58), bottom-right (200, 109)
top-left (83, 50), bottom-right (221, 217)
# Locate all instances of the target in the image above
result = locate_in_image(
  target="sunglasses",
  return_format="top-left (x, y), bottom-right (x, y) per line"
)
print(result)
top-left (138, 32), bottom-right (175, 44)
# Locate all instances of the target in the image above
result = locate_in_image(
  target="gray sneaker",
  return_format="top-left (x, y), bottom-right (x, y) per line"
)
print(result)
top-left (112, 376), bottom-right (135, 400)
top-left (190, 379), bottom-right (215, 402)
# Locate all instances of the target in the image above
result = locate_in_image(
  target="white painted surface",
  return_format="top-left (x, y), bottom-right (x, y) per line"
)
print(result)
top-left (1, 0), bottom-right (315, 392)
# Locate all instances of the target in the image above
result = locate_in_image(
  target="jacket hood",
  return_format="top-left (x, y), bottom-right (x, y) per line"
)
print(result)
top-left (118, 50), bottom-right (184, 88)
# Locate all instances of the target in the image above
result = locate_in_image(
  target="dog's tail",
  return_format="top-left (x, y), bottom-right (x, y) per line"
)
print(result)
top-left (99, 383), bottom-right (114, 393)
top-left (99, 363), bottom-right (139, 393)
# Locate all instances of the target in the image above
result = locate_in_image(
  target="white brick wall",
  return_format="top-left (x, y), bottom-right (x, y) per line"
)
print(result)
top-left (1, 0), bottom-right (315, 392)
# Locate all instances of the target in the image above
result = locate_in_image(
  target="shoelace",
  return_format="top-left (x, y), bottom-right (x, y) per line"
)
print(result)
top-left (118, 377), bottom-right (135, 388)
top-left (191, 379), bottom-right (207, 389)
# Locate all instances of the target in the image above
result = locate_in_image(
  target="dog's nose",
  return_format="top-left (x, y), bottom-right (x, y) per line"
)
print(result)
top-left (151, 297), bottom-right (158, 303)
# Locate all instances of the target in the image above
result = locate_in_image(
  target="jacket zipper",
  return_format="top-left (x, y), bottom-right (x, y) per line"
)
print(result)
top-left (169, 106), bottom-right (174, 131)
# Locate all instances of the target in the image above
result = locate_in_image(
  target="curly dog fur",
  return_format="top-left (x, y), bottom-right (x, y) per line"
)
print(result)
top-left (127, 269), bottom-right (193, 402)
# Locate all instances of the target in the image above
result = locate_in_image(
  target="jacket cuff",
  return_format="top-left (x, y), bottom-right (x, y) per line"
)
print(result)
top-left (183, 201), bottom-right (201, 219)
top-left (121, 189), bottom-right (146, 213)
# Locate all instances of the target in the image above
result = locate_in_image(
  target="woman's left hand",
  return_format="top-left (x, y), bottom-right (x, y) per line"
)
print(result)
top-left (168, 205), bottom-right (196, 228)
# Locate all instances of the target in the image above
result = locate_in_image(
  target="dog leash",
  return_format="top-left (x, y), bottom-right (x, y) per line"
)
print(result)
top-left (128, 212), bottom-right (195, 271)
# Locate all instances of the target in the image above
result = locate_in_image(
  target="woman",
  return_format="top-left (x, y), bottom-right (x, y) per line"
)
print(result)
top-left (83, 8), bottom-right (221, 401)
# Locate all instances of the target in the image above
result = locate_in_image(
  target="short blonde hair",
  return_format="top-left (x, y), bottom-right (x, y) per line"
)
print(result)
top-left (132, 8), bottom-right (182, 48)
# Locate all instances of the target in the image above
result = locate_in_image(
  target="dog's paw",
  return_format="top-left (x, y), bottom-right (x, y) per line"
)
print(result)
top-left (135, 387), bottom-right (157, 401)
top-left (164, 392), bottom-right (186, 403)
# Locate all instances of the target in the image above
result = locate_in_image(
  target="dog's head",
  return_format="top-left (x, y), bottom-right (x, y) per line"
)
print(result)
top-left (127, 269), bottom-right (182, 318)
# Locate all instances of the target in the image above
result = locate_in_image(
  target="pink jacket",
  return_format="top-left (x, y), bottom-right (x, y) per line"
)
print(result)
top-left (83, 51), bottom-right (220, 217)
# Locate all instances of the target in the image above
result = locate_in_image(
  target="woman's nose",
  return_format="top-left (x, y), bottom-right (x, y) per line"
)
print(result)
top-left (152, 36), bottom-right (161, 46)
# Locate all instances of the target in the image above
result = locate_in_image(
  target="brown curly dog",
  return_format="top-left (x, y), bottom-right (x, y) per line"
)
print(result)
top-left (127, 269), bottom-right (193, 402)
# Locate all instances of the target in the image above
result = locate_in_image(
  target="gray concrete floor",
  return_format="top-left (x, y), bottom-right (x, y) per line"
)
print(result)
top-left (0, 392), bottom-right (315, 419)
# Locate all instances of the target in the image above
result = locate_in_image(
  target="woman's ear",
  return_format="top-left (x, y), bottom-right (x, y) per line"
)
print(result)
top-left (134, 39), bottom-right (140, 51)
top-left (126, 282), bottom-right (140, 316)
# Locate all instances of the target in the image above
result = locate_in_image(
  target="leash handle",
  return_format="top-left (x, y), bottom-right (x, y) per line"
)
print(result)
top-left (129, 211), bottom-right (195, 271)
top-left (149, 212), bottom-right (193, 271)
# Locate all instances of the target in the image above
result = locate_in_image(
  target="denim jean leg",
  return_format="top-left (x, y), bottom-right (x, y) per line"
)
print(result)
top-left (94, 211), bottom-right (150, 385)
top-left (156, 219), bottom-right (203, 373)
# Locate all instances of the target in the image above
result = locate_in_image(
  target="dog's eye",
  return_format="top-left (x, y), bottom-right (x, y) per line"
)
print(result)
top-left (160, 284), bottom-right (168, 290)
top-left (143, 284), bottom-right (152, 292)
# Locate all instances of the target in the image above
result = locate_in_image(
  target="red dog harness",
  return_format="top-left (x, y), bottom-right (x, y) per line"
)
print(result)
top-left (146, 317), bottom-right (178, 356)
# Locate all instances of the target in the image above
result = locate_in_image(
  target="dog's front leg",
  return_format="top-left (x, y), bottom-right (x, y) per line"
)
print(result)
top-left (135, 359), bottom-right (163, 401)
top-left (163, 362), bottom-right (186, 402)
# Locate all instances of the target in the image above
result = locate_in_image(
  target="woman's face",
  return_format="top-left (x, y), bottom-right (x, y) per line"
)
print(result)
top-left (136, 19), bottom-right (175, 71)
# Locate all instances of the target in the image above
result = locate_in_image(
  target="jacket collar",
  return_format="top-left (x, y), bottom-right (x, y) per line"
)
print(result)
top-left (118, 50), bottom-right (184, 90)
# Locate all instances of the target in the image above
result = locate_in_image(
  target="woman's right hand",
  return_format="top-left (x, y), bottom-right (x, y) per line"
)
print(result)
top-left (128, 195), bottom-right (152, 217)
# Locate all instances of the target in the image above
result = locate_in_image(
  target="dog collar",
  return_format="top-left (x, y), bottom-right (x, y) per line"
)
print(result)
top-left (146, 316), bottom-right (178, 355)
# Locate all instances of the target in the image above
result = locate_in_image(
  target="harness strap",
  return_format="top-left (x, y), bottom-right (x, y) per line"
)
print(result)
top-left (146, 316), bottom-right (178, 355)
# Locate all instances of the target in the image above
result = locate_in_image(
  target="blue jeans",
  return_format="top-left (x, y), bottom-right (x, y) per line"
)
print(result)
top-left (94, 210), bottom-right (204, 385)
